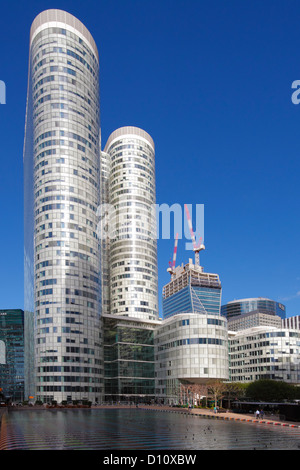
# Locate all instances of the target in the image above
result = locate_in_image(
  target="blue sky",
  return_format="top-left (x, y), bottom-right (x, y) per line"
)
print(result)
top-left (0, 0), bottom-right (299, 317)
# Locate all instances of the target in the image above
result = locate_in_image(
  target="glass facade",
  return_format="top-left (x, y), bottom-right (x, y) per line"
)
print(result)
top-left (162, 263), bottom-right (222, 319)
top-left (103, 315), bottom-right (158, 402)
top-left (221, 298), bottom-right (286, 320)
top-left (24, 310), bottom-right (35, 400)
top-left (24, 10), bottom-right (103, 404)
top-left (103, 127), bottom-right (159, 322)
top-left (99, 151), bottom-right (111, 316)
top-left (0, 310), bottom-right (25, 403)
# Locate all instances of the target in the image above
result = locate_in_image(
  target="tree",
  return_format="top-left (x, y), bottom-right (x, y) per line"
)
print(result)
top-left (246, 379), bottom-right (300, 402)
top-left (206, 380), bottom-right (227, 408)
top-left (223, 382), bottom-right (245, 409)
top-left (179, 382), bottom-right (208, 406)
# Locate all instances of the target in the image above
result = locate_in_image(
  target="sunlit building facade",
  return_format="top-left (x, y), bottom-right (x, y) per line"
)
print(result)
top-left (103, 127), bottom-right (158, 321)
top-left (24, 9), bottom-right (103, 404)
top-left (282, 315), bottom-right (300, 330)
top-left (155, 259), bottom-right (228, 404)
top-left (101, 127), bottom-right (159, 401)
top-left (162, 261), bottom-right (222, 319)
top-left (227, 311), bottom-right (282, 332)
top-left (221, 298), bottom-right (286, 320)
top-left (155, 313), bottom-right (229, 403)
top-left (229, 326), bottom-right (300, 384)
top-left (99, 150), bottom-right (111, 316)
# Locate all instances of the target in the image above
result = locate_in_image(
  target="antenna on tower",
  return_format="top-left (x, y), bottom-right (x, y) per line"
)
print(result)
top-left (184, 204), bottom-right (205, 266)
top-left (167, 232), bottom-right (179, 278)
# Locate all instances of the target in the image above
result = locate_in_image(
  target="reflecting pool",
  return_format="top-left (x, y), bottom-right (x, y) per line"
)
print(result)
top-left (1, 408), bottom-right (300, 450)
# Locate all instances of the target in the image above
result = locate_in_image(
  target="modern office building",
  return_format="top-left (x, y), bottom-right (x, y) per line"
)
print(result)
top-left (103, 127), bottom-right (159, 322)
top-left (229, 326), bottom-right (300, 384)
top-left (155, 313), bottom-right (229, 403)
top-left (162, 260), bottom-right (222, 319)
top-left (101, 127), bottom-right (159, 400)
top-left (23, 9), bottom-right (103, 404)
top-left (228, 311), bottom-right (282, 332)
top-left (99, 150), bottom-right (111, 316)
top-left (0, 309), bottom-right (25, 403)
top-left (103, 313), bottom-right (161, 403)
top-left (221, 297), bottom-right (286, 321)
top-left (155, 257), bottom-right (228, 404)
top-left (24, 310), bottom-right (35, 401)
top-left (283, 315), bottom-right (300, 330)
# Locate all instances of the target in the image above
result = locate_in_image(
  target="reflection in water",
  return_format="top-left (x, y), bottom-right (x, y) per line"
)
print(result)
top-left (0, 409), bottom-right (300, 450)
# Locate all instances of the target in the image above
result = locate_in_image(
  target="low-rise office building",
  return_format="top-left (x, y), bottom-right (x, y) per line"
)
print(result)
top-left (228, 310), bottom-right (282, 331)
top-left (155, 312), bottom-right (229, 403)
top-left (103, 313), bottom-right (161, 403)
top-left (228, 326), bottom-right (300, 384)
top-left (283, 315), bottom-right (300, 330)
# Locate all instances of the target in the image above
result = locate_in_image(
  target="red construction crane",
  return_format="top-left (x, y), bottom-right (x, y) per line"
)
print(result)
top-left (167, 232), bottom-right (179, 277)
top-left (184, 204), bottom-right (205, 266)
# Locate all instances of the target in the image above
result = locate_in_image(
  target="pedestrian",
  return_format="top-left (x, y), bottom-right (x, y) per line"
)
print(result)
top-left (255, 409), bottom-right (260, 419)
top-left (260, 409), bottom-right (264, 419)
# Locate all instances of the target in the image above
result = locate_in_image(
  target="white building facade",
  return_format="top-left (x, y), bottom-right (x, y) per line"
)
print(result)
top-left (103, 127), bottom-right (159, 321)
top-left (229, 326), bottom-right (300, 384)
top-left (24, 9), bottom-right (103, 404)
top-left (155, 313), bottom-right (229, 403)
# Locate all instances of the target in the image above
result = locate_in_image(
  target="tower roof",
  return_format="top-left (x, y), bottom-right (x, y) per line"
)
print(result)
top-left (30, 9), bottom-right (99, 60)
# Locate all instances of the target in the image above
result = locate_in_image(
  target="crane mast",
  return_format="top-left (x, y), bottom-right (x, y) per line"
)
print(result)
top-left (184, 204), bottom-right (205, 266)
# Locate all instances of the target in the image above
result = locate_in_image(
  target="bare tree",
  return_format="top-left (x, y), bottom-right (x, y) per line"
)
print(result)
top-left (207, 380), bottom-right (227, 408)
top-left (179, 382), bottom-right (208, 406)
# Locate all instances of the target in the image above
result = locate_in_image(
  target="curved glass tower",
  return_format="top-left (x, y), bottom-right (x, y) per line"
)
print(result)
top-left (221, 298), bottom-right (286, 320)
top-left (24, 10), bottom-right (103, 403)
top-left (104, 127), bottom-right (158, 321)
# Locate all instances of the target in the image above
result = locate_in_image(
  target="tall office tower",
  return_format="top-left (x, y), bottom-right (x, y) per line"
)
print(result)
top-left (103, 127), bottom-right (159, 321)
top-left (99, 150), bottom-right (111, 316)
top-left (24, 10), bottom-right (103, 404)
top-left (162, 259), bottom-right (222, 319)
top-left (0, 310), bottom-right (25, 403)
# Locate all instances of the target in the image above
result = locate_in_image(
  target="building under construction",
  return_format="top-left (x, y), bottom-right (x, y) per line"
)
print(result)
top-left (163, 261), bottom-right (222, 319)
top-left (163, 204), bottom-right (222, 319)
top-left (154, 205), bottom-right (229, 404)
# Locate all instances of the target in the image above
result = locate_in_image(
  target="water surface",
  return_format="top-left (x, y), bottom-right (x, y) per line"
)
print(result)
top-left (1, 408), bottom-right (300, 450)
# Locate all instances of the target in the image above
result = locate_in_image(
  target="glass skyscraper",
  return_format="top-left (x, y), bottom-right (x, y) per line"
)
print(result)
top-left (0, 310), bottom-right (25, 403)
top-left (101, 127), bottom-right (159, 402)
top-left (24, 10), bottom-right (103, 404)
